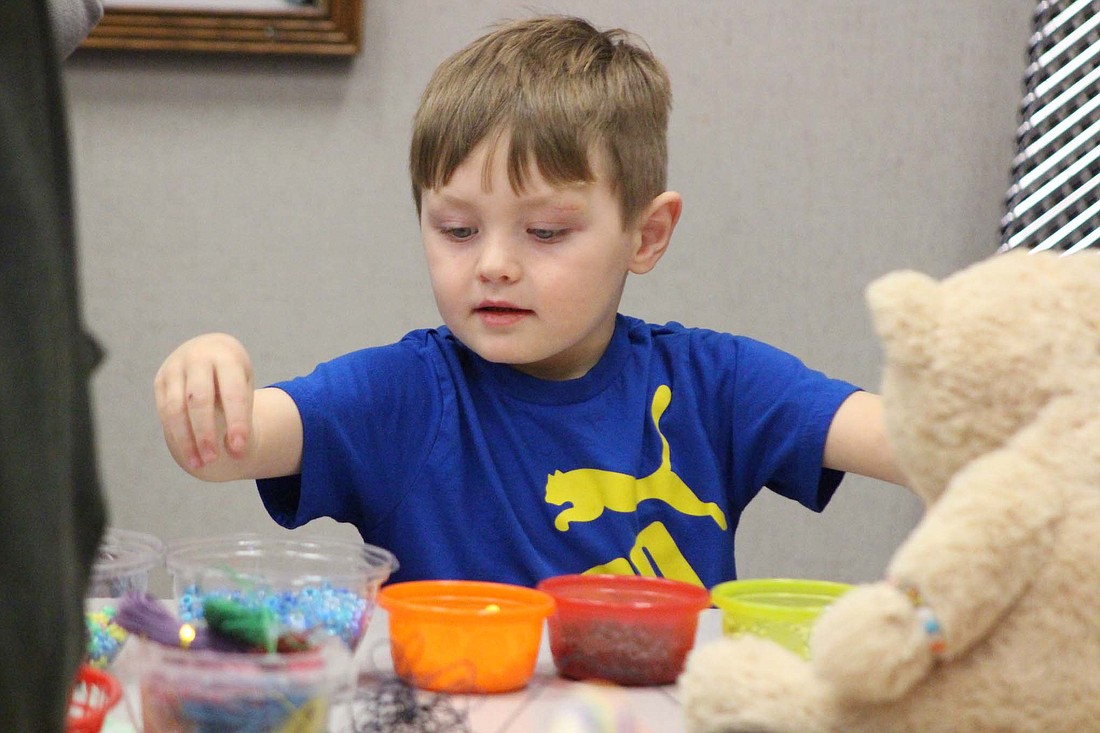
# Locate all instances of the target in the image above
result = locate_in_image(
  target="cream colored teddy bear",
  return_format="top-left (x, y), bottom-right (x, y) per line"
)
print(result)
top-left (679, 250), bottom-right (1100, 733)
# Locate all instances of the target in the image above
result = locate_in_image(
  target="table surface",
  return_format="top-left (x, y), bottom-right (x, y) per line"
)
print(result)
top-left (101, 607), bottom-right (724, 733)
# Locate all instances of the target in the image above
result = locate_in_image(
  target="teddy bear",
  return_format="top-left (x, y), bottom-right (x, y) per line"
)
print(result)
top-left (678, 250), bottom-right (1100, 733)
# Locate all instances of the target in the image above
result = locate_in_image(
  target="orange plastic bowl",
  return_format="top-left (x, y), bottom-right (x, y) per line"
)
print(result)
top-left (536, 574), bottom-right (710, 686)
top-left (378, 580), bottom-right (555, 694)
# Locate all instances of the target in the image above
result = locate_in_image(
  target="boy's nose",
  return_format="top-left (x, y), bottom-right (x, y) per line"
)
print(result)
top-left (476, 234), bottom-right (521, 283)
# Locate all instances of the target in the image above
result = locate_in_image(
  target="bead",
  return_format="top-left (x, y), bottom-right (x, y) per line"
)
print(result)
top-left (179, 623), bottom-right (196, 649)
top-left (889, 579), bottom-right (948, 657)
top-left (915, 606), bottom-right (937, 632)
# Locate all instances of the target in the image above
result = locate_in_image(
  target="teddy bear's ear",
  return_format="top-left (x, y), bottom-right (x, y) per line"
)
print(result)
top-left (866, 270), bottom-right (941, 368)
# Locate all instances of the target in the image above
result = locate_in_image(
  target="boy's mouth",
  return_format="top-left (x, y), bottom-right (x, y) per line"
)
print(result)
top-left (475, 301), bottom-right (532, 324)
top-left (476, 305), bottom-right (528, 313)
top-left (475, 300), bottom-right (530, 313)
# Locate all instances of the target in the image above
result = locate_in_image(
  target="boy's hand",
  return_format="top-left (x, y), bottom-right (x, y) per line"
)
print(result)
top-left (154, 333), bottom-right (255, 475)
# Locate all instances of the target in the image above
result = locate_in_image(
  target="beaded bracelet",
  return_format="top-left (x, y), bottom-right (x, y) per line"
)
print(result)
top-left (889, 579), bottom-right (947, 656)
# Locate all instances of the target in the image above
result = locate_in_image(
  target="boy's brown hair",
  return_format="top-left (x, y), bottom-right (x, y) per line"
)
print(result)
top-left (410, 15), bottom-right (672, 228)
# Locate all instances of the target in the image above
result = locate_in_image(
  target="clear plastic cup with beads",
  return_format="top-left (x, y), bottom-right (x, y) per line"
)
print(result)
top-left (85, 527), bottom-right (166, 669)
top-left (165, 533), bottom-right (398, 657)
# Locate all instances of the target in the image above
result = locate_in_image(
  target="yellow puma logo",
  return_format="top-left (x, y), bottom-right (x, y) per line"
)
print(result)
top-left (544, 385), bottom-right (728, 532)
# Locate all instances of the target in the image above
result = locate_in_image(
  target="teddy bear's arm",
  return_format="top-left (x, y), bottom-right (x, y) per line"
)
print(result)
top-left (811, 582), bottom-right (932, 702)
top-left (885, 448), bottom-right (1059, 660)
top-left (811, 448), bottom-right (1059, 703)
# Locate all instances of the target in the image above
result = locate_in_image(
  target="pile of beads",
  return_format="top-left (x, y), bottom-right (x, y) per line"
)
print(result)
top-left (85, 606), bottom-right (129, 668)
top-left (177, 582), bottom-right (369, 649)
top-left (553, 617), bottom-right (683, 686)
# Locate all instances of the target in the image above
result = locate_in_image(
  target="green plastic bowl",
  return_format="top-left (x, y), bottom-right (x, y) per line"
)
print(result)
top-left (710, 578), bottom-right (852, 658)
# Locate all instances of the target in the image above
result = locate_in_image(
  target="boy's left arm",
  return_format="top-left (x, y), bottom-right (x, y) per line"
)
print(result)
top-left (823, 391), bottom-right (906, 486)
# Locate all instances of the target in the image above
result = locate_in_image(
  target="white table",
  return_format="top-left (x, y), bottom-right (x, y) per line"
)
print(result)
top-left (102, 608), bottom-right (724, 732)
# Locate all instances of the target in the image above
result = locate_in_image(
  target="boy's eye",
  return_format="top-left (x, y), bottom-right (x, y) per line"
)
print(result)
top-left (442, 227), bottom-right (476, 240)
top-left (529, 228), bottom-right (567, 241)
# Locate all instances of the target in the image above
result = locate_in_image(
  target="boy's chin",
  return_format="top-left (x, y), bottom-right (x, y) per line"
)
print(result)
top-left (457, 334), bottom-right (543, 366)
top-left (452, 331), bottom-right (592, 380)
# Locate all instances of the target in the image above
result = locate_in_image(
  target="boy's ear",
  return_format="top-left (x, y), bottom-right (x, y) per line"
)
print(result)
top-left (629, 191), bottom-right (682, 274)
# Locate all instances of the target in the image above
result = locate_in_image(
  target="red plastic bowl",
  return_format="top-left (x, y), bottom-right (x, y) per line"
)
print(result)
top-left (536, 574), bottom-right (710, 686)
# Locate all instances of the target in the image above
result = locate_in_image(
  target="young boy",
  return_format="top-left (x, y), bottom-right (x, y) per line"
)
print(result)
top-left (154, 15), bottom-right (902, 588)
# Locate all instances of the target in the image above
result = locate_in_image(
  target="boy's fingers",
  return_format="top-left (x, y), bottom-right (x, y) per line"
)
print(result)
top-left (214, 355), bottom-right (254, 457)
top-left (183, 363), bottom-right (220, 465)
top-left (153, 333), bottom-right (254, 471)
top-left (155, 366), bottom-right (203, 470)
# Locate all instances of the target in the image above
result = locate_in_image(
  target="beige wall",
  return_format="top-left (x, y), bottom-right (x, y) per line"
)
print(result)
top-left (63, 0), bottom-right (1033, 588)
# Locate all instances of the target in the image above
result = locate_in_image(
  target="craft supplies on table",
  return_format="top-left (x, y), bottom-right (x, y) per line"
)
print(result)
top-left (89, 532), bottom-right (397, 732)
top-left (84, 528), bottom-right (851, 732)
top-left (108, 578), bottom-right (359, 732)
top-left (103, 606), bottom-right (721, 733)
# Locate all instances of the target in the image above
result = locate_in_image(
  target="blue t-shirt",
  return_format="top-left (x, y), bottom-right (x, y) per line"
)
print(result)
top-left (257, 315), bottom-right (859, 588)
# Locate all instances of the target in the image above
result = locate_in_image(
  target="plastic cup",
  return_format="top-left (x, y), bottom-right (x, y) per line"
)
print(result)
top-left (166, 534), bottom-right (397, 654)
top-left (88, 528), bottom-right (165, 598)
top-left (136, 638), bottom-right (348, 733)
top-left (85, 528), bottom-right (165, 668)
top-left (537, 574), bottom-right (711, 686)
top-left (710, 578), bottom-right (852, 658)
top-left (378, 580), bottom-right (555, 693)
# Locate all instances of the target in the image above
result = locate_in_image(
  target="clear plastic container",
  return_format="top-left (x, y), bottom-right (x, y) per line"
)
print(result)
top-left (536, 574), bottom-right (710, 686)
top-left (88, 527), bottom-right (165, 598)
top-left (166, 534), bottom-right (398, 653)
top-left (85, 528), bottom-right (165, 668)
top-left (136, 637), bottom-right (349, 733)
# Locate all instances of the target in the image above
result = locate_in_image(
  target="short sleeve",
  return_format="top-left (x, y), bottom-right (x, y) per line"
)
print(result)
top-left (256, 339), bottom-right (444, 532)
top-left (727, 337), bottom-right (861, 512)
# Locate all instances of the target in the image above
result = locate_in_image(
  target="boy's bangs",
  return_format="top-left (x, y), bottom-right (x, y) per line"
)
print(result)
top-left (498, 118), bottom-right (600, 194)
top-left (414, 115), bottom-right (603, 202)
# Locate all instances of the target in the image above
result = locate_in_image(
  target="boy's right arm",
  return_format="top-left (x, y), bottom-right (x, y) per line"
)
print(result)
top-left (154, 333), bottom-right (303, 482)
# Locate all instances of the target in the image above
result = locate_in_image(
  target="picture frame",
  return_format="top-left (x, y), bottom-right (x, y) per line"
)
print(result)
top-left (80, 0), bottom-right (362, 56)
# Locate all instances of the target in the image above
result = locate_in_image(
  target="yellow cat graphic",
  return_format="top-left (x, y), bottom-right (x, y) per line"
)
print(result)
top-left (544, 385), bottom-right (728, 532)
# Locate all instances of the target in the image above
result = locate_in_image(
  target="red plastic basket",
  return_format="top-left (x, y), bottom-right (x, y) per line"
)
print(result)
top-left (67, 665), bottom-right (123, 733)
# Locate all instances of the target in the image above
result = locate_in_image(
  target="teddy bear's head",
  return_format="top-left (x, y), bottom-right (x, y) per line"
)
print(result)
top-left (866, 250), bottom-right (1100, 505)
